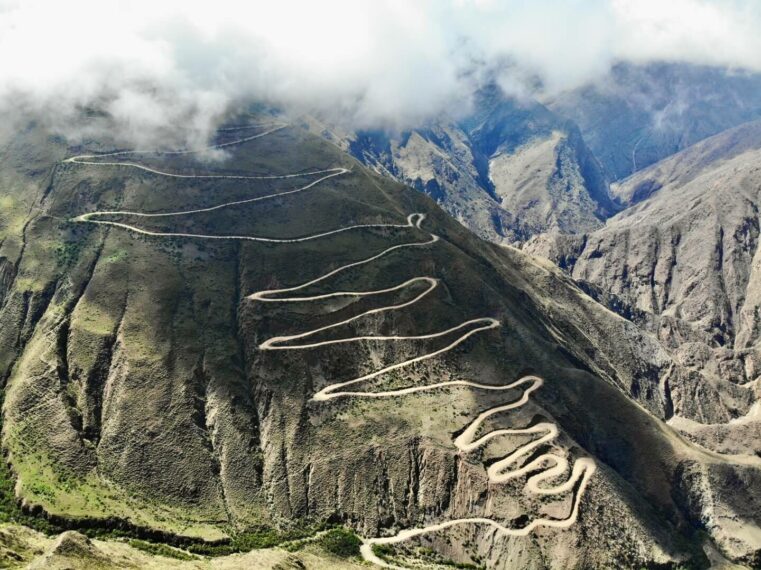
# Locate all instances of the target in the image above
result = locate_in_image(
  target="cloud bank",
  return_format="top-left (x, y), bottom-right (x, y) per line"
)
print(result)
top-left (2, 0), bottom-right (761, 147)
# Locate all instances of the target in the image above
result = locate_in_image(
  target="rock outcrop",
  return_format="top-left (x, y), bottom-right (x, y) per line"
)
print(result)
top-left (548, 62), bottom-right (761, 181)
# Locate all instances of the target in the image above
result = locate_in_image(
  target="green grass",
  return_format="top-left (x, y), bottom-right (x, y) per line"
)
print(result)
top-left (0, 396), bottom-right (63, 535)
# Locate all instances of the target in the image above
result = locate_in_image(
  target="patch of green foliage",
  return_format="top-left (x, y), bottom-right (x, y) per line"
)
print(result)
top-left (316, 527), bottom-right (362, 558)
top-left (81, 528), bottom-right (132, 540)
top-left (236, 525), bottom-right (308, 550)
top-left (185, 541), bottom-right (237, 556)
top-left (53, 241), bottom-right (83, 268)
top-left (103, 249), bottom-right (128, 264)
top-left (185, 524), bottom-right (313, 556)
top-left (0, 396), bottom-right (64, 535)
top-left (371, 543), bottom-right (395, 559)
top-left (127, 539), bottom-right (197, 561)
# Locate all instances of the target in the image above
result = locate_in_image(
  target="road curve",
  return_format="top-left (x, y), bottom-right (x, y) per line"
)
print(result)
top-left (67, 123), bottom-right (596, 569)
top-left (64, 125), bottom-right (292, 179)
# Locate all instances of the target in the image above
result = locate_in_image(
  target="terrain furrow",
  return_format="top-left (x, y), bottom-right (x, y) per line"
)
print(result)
top-left (67, 122), bottom-right (597, 569)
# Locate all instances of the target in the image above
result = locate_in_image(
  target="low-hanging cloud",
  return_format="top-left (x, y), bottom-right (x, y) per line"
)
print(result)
top-left (2, 0), bottom-right (761, 148)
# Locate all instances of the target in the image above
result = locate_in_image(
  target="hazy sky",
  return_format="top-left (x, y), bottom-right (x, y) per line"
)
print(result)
top-left (2, 0), bottom-right (760, 146)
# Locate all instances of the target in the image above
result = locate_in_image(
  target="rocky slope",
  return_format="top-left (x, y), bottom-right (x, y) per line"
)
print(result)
top-left (611, 119), bottom-right (761, 206)
top-left (0, 118), bottom-right (759, 568)
top-left (307, 84), bottom-right (616, 245)
top-left (530, 122), bottom-right (761, 469)
top-left (548, 62), bottom-right (761, 182)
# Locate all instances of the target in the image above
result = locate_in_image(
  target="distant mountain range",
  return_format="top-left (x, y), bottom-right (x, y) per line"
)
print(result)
top-left (306, 83), bottom-right (616, 245)
top-left (549, 62), bottom-right (761, 181)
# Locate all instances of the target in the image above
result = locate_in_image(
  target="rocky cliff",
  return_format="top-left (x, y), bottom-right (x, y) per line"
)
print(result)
top-left (306, 85), bottom-right (616, 246)
top-left (530, 123), bottom-right (761, 485)
top-left (548, 62), bottom-right (761, 181)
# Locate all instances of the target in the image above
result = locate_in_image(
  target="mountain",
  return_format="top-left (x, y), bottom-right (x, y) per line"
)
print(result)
top-left (548, 63), bottom-right (761, 182)
top-left (1, 117), bottom-right (760, 568)
top-left (307, 84), bottom-right (616, 246)
top-left (611, 119), bottom-right (761, 205)
top-left (530, 121), bottom-right (761, 466)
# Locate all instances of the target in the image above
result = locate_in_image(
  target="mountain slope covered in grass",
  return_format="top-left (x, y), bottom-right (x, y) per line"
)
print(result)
top-left (0, 118), bottom-right (759, 568)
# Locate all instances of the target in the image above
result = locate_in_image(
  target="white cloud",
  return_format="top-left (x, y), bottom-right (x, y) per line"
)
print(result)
top-left (1, 0), bottom-right (760, 147)
top-left (611, 0), bottom-right (761, 69)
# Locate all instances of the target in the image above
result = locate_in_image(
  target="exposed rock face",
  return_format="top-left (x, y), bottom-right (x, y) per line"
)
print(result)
top-left (531, 123), bottom-right (761, 488)
top-left (548, 62), bottom-right (761, 181)
top-left (306, 84), bottom-right (615, 245)
top-left (1, 120), bottom-right (759, 568)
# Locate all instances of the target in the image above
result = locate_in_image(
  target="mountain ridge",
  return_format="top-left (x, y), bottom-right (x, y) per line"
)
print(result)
top-left (530, 122), bottom-right (761, 478)
top-left (305, 84), bottom-right (617, 247)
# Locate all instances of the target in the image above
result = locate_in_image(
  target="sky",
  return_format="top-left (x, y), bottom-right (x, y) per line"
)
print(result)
top-left (1, 0), bottom-right (761, 147)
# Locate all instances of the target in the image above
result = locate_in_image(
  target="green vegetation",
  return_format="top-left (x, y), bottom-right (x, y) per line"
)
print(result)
top-left (0, 458), bottom-right (61, 535)
top-left (103, 249), bottom-right (128, 264)
top-left (315, 527), bottom-right (362, 558)
top-left (53, 240), bottom-right (84, 268)
top-left (0, 396), bottom-right (229, 555)
top-left (0, 396), bottom-right (63, 535)
top-left (371, 543), bottom-right (395, 559)
top-left (186, 524), bottom-right (314, 556)
top-left (233, 525), bottom-right (310, 550)
top-left (185, 541), bottom-right (236, 556)
top-left (127, 539), bottom-right (197, 561)
top-left (0, 429), bottom-right (325, 561)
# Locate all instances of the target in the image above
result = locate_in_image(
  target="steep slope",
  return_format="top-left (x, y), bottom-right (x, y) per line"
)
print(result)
top-left (532, 124), bottom-right (761, 471)
top-left (307, 85), bottom-right (616, 245)
top-left (548, 62), bottom-right (761, 182)
top-left (0, 119), bottom-right (759, 567)
top-left (612, 119), bottom-right (761, 205)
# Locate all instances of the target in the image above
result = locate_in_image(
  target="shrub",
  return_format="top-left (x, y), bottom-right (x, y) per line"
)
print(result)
top-left (371, 543), bottom-right (395, 559)
top-left (317, 528), bottom-right (362, 558)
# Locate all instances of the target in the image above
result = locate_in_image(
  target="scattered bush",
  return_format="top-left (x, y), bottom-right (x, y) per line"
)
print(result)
top-left (371, 543), bottom-right (395, 559)
top-left (316, 528), bottom-right (362, 558)
top-left (232, 525), bottom-right (310, 551)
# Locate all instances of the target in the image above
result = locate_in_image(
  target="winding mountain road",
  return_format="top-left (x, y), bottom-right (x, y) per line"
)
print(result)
top-left (67, 123), bottom-right (596, 569)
